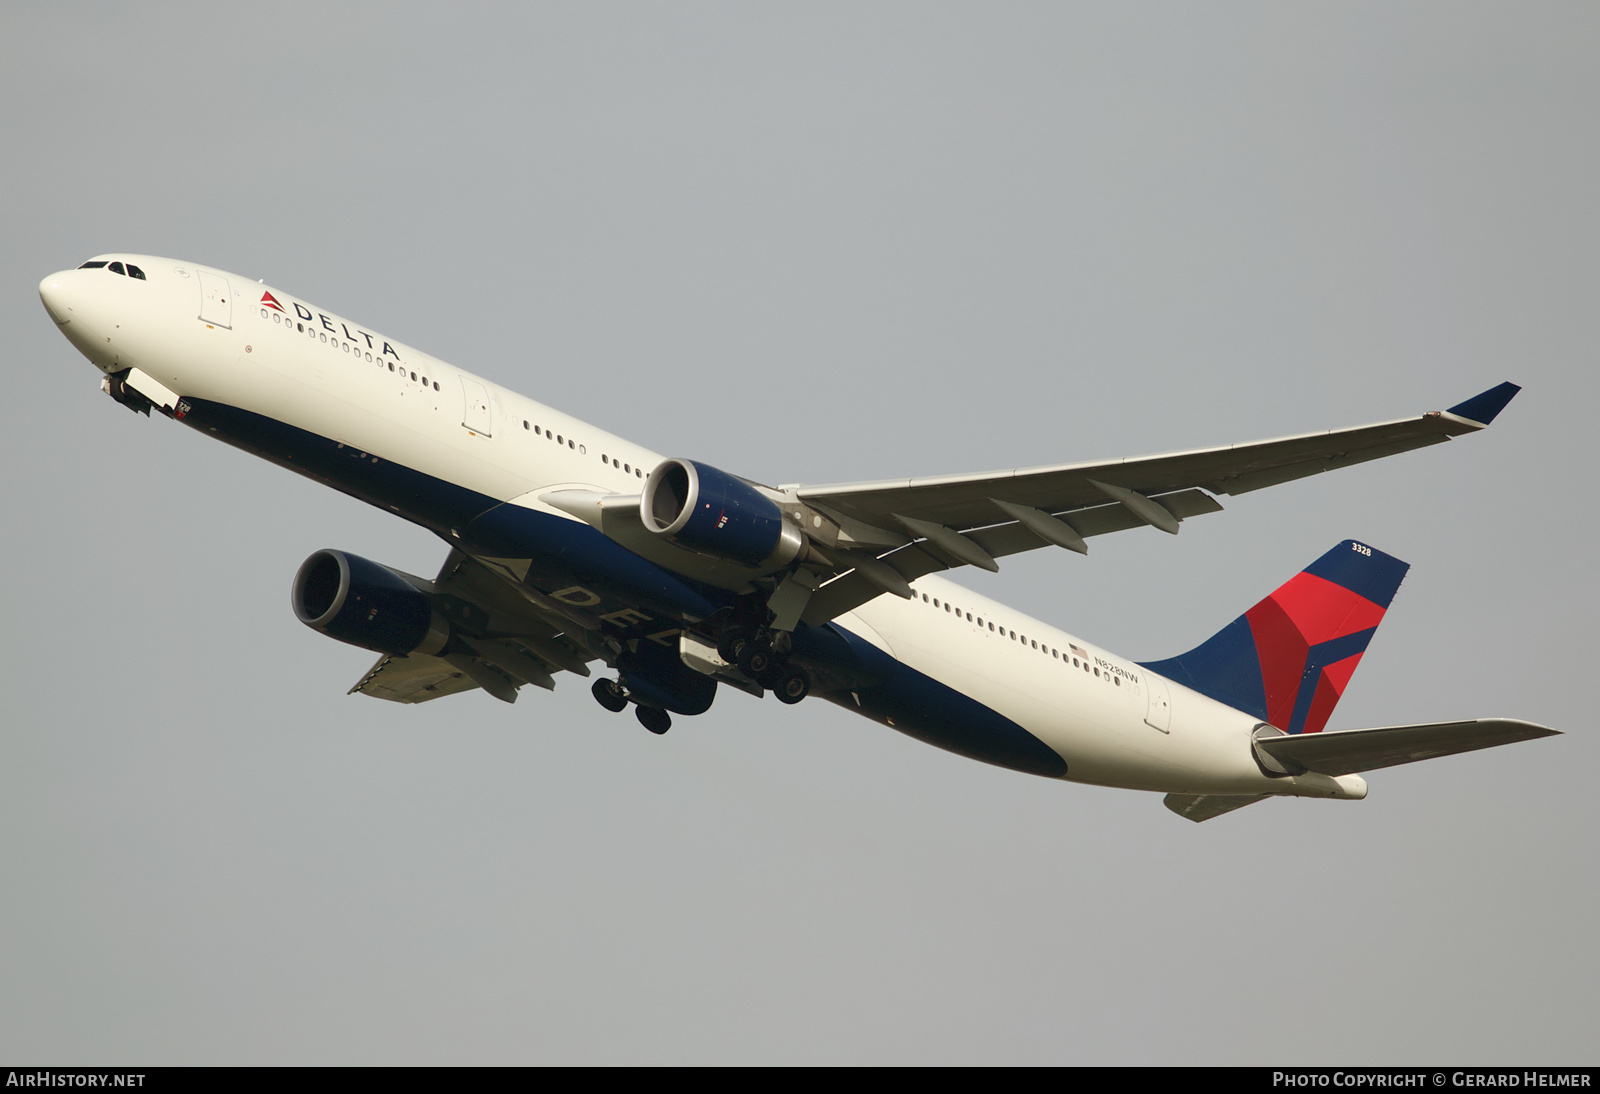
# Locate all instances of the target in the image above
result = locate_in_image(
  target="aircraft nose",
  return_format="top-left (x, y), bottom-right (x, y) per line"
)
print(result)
top-left (39, 271), bottom-right (75, 325)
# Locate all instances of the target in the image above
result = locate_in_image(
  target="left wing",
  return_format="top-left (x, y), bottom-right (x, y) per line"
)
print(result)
top-left (542, 384), bottom-right (1519, 629)
top-left (792, 383), bottom-right (1520, 623)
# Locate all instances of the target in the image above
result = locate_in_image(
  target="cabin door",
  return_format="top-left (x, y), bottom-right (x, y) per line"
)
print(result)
top-left (460, 377), bottom-right (493, 436)
top-left (1144, 675), bottom-right (1172, 733)
top-left (197, 271), bottom-right (232, 329)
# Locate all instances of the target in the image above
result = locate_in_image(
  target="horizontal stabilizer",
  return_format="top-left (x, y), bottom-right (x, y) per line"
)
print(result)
top-left (1255, 718), bottom-right (1558, 777)
top-left (1164, 793), bottom-right (1271, 822)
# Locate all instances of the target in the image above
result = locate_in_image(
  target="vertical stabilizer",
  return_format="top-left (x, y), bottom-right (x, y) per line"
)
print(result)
top-left (1140, 541), bottom-right (1409, 733)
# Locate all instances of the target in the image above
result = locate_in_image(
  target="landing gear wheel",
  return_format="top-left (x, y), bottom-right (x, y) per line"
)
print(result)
top-left (737, 641), bottom-right (773, 678)
top-left (591, 677), bottom-right (629, 713)
top-left (739, 646), bottom-right (771, 678)
top-left (636, 706), bottom-right (672, 735)
top-left (717, 626), bottom-right (752, 665)
top-left (772, 666), bottom-right (811, 705)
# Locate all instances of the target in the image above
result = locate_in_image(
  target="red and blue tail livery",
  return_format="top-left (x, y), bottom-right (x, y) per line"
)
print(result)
top-left (1142, 541), bottom-right (1409, 734)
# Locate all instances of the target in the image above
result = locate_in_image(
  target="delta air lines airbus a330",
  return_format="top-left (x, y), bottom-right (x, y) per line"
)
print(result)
top-left (39, 255), bottom-right (1558, 822)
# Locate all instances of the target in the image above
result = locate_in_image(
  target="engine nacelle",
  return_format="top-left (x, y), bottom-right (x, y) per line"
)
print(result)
top-left (292, 549), bottom-right (449, 656)
top-left (640, 458), bottom-right (804, 572)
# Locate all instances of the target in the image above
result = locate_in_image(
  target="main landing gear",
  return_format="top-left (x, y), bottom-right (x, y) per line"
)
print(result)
top-left (590, 676), bottom-right (673, 734)
top-left (635, 706), bottom-right (671, 735)
top-left (717, 627), bottom-right (811, 705)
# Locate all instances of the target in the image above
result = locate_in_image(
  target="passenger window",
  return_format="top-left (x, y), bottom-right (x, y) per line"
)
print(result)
top-left (108, 262), bottom-right (126, 275)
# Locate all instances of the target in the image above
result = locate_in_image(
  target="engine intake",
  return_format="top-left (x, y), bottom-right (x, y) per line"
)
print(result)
top-left (292, 549), bottom-right (449, 656)
top-left (641, 458), bottom-right (804, 572)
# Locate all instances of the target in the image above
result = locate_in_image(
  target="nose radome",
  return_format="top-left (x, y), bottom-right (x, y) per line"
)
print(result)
top-left (39, 272), bottom-right (74, 325)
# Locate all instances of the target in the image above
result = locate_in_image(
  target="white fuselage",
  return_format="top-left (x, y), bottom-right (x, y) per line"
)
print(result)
top-left (40, 255), bottom-right (1364, 803)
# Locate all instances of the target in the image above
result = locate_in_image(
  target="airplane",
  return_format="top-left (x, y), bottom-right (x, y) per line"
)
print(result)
top-left (37, 254), bottom-right (1558, 822)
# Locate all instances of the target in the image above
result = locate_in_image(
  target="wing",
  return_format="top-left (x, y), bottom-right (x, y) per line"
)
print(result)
top-left (793, 383), bottom-right (1520, 623)
top-left (348, 551), bottom-right (598, 704)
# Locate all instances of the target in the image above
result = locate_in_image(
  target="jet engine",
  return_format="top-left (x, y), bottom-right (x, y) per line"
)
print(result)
top-left (292, 549), bottom-right (449, 656)
top-left (640, 458), bottom-right (805, 573)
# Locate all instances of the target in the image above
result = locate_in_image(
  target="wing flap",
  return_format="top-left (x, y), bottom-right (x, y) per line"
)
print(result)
top-left (1256, 718), bottom-right (1559, 777)
top-left (801, 488), bottom-right (1222, 624)
top-left (350, 653), bottom-right (481, 703)
top-left (344, 551), bottom-right (600, 704)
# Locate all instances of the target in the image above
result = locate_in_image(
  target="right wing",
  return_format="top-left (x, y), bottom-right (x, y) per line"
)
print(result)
top-left (348, 551), bottom-right (598, 704)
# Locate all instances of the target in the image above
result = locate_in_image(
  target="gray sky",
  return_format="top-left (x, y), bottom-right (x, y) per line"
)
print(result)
top-left (2, 2), bottom-right (1594, 1065)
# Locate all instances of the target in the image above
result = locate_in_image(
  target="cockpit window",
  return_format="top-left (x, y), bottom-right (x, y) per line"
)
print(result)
top-left (76, 260), bottom-right (146, 279)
